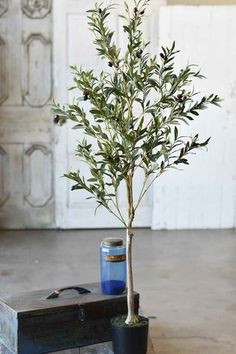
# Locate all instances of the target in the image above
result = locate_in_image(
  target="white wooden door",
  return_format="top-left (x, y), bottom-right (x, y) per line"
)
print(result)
top-left (53, 0), bottom-right (165, 228)
top-left (152, 6), bottom-right (236, 229)
top-left (0, 0), bottom-right (54, 228)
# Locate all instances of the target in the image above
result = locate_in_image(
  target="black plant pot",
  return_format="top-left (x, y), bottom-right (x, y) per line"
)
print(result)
top-left (111, 316), bottom-right (149, 354)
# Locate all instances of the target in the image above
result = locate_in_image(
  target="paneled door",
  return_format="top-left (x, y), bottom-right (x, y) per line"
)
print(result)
top-left (53, 0), bottom-right (164, 228)
top-left (0, 1), bottom-right (54, 228)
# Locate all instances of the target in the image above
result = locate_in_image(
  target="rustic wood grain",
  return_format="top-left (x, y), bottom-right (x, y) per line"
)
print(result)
top-left (0, 283), bottom-right (139, 354)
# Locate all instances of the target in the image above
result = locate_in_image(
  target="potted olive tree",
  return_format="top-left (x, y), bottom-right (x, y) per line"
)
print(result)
top-left (52, 0), bottom-right (220, 353)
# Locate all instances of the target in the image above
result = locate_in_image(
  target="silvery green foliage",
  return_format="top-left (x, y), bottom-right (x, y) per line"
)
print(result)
top-left (52, 0), bottom-right (221, 225)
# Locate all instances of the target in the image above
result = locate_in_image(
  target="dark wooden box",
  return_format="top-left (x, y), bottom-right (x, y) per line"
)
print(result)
top-left (0, 283), bottom-right (139, 354)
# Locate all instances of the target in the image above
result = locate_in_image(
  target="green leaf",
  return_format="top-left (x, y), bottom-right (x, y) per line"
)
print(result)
top-left (200, 137), bottom-right (211, 146)
top-left (174, 126), bottom-right (178, 140)
top-left (87, 178), bottom-right (97, 182)
top-left (175, 158), bottom-right (189, 165)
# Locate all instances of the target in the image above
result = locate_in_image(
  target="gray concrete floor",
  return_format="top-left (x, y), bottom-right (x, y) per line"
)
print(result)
top-left (0, 229), bottom-right (235, 354)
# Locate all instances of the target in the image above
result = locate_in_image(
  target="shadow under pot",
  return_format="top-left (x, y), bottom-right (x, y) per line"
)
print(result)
top-left (111, 315), bottom-right (149, 354)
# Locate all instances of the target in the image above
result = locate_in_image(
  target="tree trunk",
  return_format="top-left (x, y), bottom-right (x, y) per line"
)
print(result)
top-left (125, 227), bottom-right (138, 325)
top-left (125, 175), bottom-right (138, 325)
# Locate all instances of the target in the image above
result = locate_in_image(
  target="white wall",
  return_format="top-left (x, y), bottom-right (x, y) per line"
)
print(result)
top-left (152, 6), bottom-right (236, 229)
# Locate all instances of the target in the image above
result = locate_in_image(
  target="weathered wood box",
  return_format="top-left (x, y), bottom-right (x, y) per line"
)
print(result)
top-left (0, 283), bottom-right (139, 354)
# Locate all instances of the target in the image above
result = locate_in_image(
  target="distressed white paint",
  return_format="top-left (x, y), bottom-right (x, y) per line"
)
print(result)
top-left (0, 146), bottom-right (9, 207)
top-left (152, 6), bottom-right (236, 229)
top-left (0, 0), bottom-right (53, 228)
top-left (24, 144), bottom-right (53, 207)
top-left (53, 0), bottom-right (165, 228)
top-left (0, 36), bottom-right (7, 104)
top-left (21, 0), bottom-right (52, 19)
top-left (23, 33), bottom-right (52, 107)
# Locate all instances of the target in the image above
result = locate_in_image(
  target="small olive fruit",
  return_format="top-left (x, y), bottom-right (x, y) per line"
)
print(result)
top-left (53, 115), bottom-right (60, 124)
top-left (160, 53), bottom-right (165, 60)
top-left (136, 49), bottom-right (143, 58)
top-left (83, 90), bottom-right (89, 101)
top-left (177, 94), bottom-right (184, 103)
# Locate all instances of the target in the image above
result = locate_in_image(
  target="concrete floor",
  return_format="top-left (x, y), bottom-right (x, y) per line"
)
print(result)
top-left (0, 229), bottom-right (235, 354)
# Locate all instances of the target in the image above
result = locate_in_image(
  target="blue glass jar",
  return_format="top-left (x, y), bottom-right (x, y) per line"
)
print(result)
top-left (100, 238), bottom-right (126, 295)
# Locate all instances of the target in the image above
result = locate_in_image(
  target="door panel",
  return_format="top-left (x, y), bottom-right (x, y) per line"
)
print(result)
top-left (0, 0), bottom-right (54, 228)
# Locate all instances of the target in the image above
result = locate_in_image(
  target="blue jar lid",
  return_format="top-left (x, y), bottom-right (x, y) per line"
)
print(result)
top-left (102, 238), bottom-right (123, 247)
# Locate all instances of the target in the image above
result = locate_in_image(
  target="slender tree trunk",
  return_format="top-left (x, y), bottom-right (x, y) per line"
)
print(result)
top-left (125, 227), bottom-right (138, 324)
top-left (125, 175), bottom-right (138, 325)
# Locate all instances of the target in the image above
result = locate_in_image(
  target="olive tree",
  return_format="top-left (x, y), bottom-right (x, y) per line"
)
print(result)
top-left (52, 0), bottom-right (221, 325)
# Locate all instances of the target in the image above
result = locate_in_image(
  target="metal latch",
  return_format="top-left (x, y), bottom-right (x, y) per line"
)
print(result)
top-left (77, 305), bottom-right (86, 322)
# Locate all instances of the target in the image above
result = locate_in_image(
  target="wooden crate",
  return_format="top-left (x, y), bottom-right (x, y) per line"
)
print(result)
top-left (0, 283), bottom-right (139, 354)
